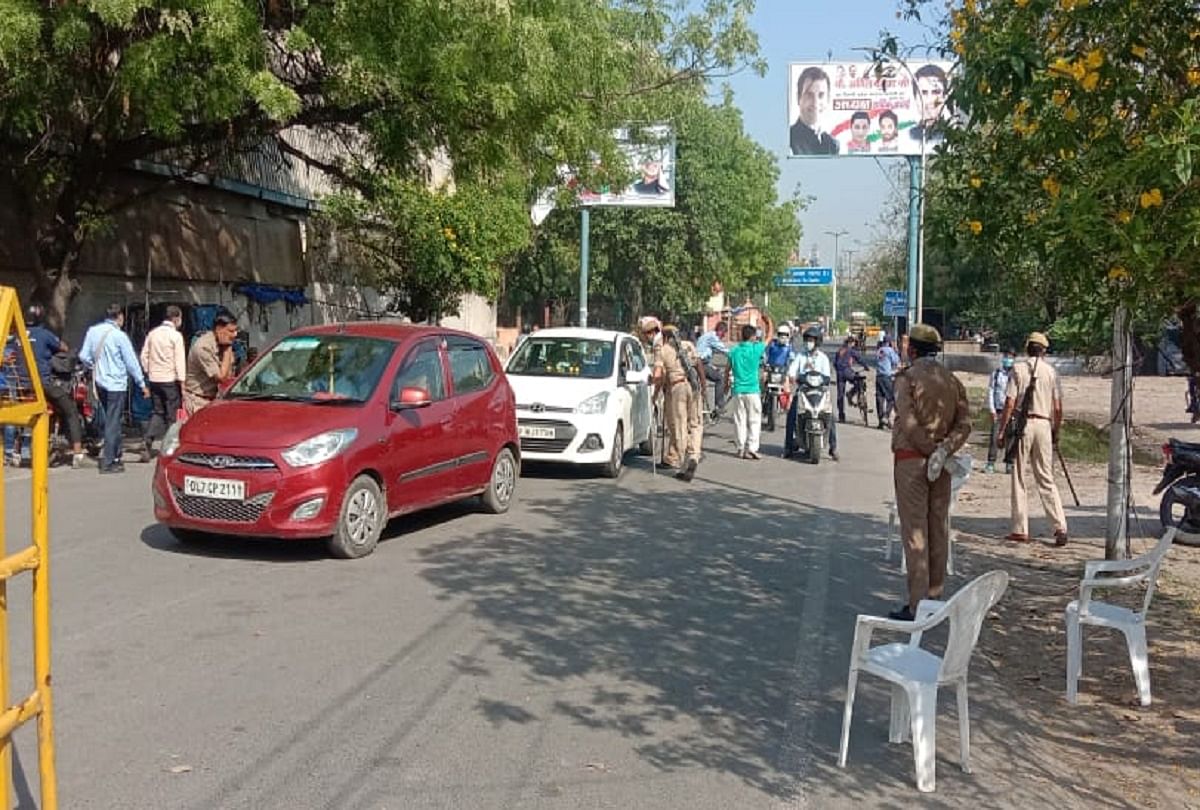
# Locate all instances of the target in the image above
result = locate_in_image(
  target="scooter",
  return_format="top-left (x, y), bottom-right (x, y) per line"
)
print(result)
top-left (762, 365), bottom-right (788, 432)
top-left (48, 356), bottom-right (102, 461)
top-left (793, 370), bottom-right (832, 465)
top-left (1154, 438), bottom-right (1200, 546)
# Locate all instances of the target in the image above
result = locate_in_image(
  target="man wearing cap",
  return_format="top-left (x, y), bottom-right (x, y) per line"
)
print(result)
top-left (875, 335), bottom-right (901, 429)
top-left (889, 324), bottom-right (972, 620)
top-left (997, 332), bottom-right (1068, 545)
top-left (652, 324), bottom-right (703, 482)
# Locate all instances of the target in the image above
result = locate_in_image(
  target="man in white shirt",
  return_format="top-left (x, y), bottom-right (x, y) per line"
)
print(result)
top-left (140, 305), bottom-right (186, 460)
top-left (784, 326), bottom-right (838, 460)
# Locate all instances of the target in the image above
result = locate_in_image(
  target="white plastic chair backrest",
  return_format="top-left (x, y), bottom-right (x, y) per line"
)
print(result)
top-left (1137, 529), bottom-right (1176, 616)
top-left (936, 570), bottom-right (1009, 682)
top-left (948, 451), bottom-right (972, 501)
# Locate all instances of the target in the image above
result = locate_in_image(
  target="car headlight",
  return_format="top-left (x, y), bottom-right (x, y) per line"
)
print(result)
top-left (575, 391), bottom-right (609, 415)
top-left (281, 429), bottom-right (358, 468)
top-left (160, 422), bottom-right (182, 458)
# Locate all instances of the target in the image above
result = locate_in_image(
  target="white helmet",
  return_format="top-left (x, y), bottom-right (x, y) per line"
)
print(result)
top-left (776, 324), bottom-right (792, 337)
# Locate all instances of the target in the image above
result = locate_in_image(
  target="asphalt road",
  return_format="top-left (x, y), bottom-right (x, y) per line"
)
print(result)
top-left (0, 415), bottom-right (1057, 809)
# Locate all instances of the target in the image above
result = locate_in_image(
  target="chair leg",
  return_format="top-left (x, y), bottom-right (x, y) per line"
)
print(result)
top-left (909, 685), bottom-right (938, 793)
top-left (889, 684), bottom-right (910, 743)
top-left (838, 668), bottom-right (859, 768)
top-left (1065, 609), bottom-right (1081, 704)
top-left (886, 506), bottom-right (896, 560)
top-left (956, 679), bottom-right (971, 774)
top-left (1123, 624), bottom-right (1152, 707)
top-left (947, 528), bottom-right (956, 576)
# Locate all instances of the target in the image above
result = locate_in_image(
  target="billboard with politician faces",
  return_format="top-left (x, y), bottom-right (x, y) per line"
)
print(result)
top-left (787, 61), bottom-right (954, 157)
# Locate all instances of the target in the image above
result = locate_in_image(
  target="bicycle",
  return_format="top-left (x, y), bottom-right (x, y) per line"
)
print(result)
top-left (847, 369), bottom-right (870, 426)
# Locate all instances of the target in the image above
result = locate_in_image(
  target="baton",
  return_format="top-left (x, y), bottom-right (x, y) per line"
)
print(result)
top-left (1056, 447), bottom-right (1081, 507)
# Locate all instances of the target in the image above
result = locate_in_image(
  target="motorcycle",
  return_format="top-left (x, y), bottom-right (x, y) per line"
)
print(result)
top-left (1154, 438), bottom-right (1200, 546)
top-left (761, 365), bottom-right (788, 432)
top-left (793, 370), bottom-right (832, 465)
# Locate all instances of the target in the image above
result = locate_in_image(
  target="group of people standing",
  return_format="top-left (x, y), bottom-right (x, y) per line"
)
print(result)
top-left (9, 303), bottom-right (239, 474)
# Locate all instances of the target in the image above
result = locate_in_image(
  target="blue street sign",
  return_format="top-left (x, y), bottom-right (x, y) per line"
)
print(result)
top-left (883, 290), bottom-right (908, 317)
top-left (774, 267), bottom-right (833, 286)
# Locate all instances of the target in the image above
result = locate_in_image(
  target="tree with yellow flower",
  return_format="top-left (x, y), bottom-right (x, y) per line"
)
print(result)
top-left (887, 0), bottom-right (1200, 558)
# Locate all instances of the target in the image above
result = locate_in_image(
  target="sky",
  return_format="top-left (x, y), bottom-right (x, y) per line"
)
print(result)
top-left (720, 0), bottom-right (931, 270)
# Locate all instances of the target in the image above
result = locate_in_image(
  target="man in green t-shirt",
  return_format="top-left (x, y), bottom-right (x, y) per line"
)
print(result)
top-left (728, 324), bottom-right (766, 459)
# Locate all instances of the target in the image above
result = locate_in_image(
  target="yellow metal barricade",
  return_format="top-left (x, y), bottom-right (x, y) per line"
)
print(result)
top-left (0, 287), bottom-right (57, 809)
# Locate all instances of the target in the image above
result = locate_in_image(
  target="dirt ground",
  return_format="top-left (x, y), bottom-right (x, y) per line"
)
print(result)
top-left (949, 371), bottom-right (1200, 807)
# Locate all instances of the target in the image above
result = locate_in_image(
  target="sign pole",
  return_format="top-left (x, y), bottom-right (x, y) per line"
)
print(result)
top-left (579, 207), bottom-right (590, 328)
top-left (905, 155), bottom-right (921, 327)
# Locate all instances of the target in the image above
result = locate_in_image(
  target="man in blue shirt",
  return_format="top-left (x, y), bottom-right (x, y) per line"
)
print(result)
top-left (875, 336), bottom-right (901, 430)
top-left (833, 336), bottom-right (869, 423)
top-left (21, 305), bottom-right (85, 467)
top-left (79, 303), bottom-right (149, 474)
top-left (696, 321), bottom-right (729, 417)
top-left (986, 351), bottom-right (1015, 473)
top-left (763, 325), bottom-right (795, 370)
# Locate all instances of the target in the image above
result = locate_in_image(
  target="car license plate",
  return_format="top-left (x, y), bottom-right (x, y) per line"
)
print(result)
top-left (519, 425), bottom-right (556, 440)
top-left (184, 476), bottom-right (246, 501)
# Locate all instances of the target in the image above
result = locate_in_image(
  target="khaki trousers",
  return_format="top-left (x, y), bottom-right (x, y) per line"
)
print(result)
top-left (1010, 417), bottom-right (1068, 536)
top-left (895, 457), bottom-right (951, 611)
top-left (663, 383), bottom-right (703, 466)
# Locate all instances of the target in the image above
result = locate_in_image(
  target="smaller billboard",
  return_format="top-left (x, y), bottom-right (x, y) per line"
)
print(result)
top-left (787, 61), bottom-right (954, 158)
top-left (531, 126), bottom-right (676, 224)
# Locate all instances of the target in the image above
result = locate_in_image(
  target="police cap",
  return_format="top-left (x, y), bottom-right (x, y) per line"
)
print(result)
top-left (1026, 331), bottom-right (1049, 349)
top-left (909, 323), bottom-right (941, 345)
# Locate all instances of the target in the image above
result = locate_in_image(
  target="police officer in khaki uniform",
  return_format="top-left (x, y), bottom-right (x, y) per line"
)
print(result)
top-left (889, 324), bottom-right (972, 620)
top-left (997, 331), bottom-right (1068, 545)
top-left (653, 325), bottom-right (703, 482)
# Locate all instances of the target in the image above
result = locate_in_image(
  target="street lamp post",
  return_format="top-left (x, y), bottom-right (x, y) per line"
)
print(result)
top-left (825, 229), bottom-right (848, 331)
top-left (843, 248), bottom-right (856, 316)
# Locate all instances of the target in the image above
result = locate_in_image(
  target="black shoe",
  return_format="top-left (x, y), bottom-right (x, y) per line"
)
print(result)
top-left (838, 415), bottom-right (847, 424)
top-left (99, 464), bottom-right (126, 475)
top-left (888, 605), bottom-right (915, 621)
top-left (676, 459), bottom-right (697, 482)
top-left (829, 450), bottom-right (840, 461)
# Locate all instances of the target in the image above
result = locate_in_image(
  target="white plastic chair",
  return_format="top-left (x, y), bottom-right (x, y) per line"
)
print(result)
top-left (883, 451), bottom-right (972, 575)
top-left (1065, 528), bottom-right (1176, 707)
top-left (838, 570), bottom-right (1009, 793)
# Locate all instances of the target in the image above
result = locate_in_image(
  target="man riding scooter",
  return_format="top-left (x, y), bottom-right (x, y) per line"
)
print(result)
top-left (784, 326), bottom-right (839, 461)
top-left (761, 324), bottom-right (795, 432)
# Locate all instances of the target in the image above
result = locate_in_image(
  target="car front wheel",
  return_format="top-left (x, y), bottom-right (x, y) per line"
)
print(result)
top-left (602, 425), bottom-right (624, 478)
top-left (328, 475), bottom-right (385, 559)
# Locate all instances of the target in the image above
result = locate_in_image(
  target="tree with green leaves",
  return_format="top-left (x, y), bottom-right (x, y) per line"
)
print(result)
top-left (508, 96), bottom-right (801, 328)
top-left (0, 0), bottom-right (761, 329)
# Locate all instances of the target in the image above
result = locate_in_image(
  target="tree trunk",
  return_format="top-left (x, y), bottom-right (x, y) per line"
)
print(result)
top-left (1105, 304), bottom-right (1132, 560)
top-left (1180, 300), bottom-right (1200, 377)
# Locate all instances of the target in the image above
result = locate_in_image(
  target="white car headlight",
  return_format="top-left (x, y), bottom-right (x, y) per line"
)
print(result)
top-left (281, 429), bottom-right (358, 468)
top-left (575, 391), bottom-right (609, 415)
top-left (159, 422), bottom-right (182, 457)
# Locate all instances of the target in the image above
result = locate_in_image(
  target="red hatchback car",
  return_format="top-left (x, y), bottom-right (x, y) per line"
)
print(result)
top-left (152, 323), bottom-right (519, 558)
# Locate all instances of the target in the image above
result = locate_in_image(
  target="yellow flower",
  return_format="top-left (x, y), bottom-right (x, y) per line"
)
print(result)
top-left (1188, 68), bottom-right (1200, 87)
top-left (1115, 210), bottom-right (1133, 224)
top-left (1049, 57), bottom-right (1074, 78)
top-left (1064, 106), bottom-right (1079, 122)
top-left (1061, 0), bottom-right (1089, 9)
top-left (970, 176), bottom-right (982, 189)
top-left (1130, 44), bottom-right (1147, 60)
top-left (1024, 210), bottom-right (1040, 225)
top-left (968, 220), bottom-right (983, 235)
top-left (1139, 188), bottom-right (1163, 208)
top-left (1107, 266), bottom-right (1130, 282)
top-left (1051, 89), bottom-right (1070, 107)
top-left (1042, 177), bottom-right (1062, 198)
top-left (1084, 49), bottom-right (1104, 70)
top-left (1081, 71), bottom-right (1100, 91)
top-left (1015, 0), bottom-right (1029, 5)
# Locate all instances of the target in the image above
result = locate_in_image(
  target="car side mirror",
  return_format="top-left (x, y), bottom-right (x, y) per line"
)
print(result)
top-left (391, 386), bottom-right (432, 411)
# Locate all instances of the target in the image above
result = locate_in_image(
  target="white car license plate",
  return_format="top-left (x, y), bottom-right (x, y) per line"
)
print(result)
top-left (184, 476), bottom-right (246, 501)
top-left (519, 425), bottom-right (556, 440)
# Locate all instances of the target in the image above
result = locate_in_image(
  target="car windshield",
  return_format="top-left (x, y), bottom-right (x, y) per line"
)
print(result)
top-left (507, 337), bottom-right (614, 379)
top-left (228, 334), bottom-right (395, 403)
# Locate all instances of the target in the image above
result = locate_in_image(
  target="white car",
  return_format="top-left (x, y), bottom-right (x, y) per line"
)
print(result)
top-left (505, 327), bottom-right (654, 477)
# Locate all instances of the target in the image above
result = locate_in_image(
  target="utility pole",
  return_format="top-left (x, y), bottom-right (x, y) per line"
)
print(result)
top-left (843, 248), bottom-right (856, 315)
top-left (825, 229), bottom-right (848, 331)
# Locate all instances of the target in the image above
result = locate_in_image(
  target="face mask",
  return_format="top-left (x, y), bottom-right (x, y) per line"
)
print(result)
top-left (1002, 358), bottom-right (1014, 369)
top-left (805, 340), bottom-right (817, 352)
